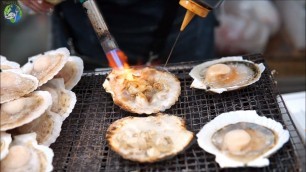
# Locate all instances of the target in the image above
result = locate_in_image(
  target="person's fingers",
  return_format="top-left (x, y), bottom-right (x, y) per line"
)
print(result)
top-left (20, 0), bottom-right (42, 13)
top-left (19, 0), bottom-right (32, 9)
top-left (19, 0), bottom-right (54, 14)
top-left (38, 0), bottom-right (54, 11)
top-left (20, 0), bottom-right (44, 13)
top-left (29, 0), bottom-right (54, 13)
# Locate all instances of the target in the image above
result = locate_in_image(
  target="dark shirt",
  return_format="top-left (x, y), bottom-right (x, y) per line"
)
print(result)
top-left (52, 0), bottom-right (218, 69)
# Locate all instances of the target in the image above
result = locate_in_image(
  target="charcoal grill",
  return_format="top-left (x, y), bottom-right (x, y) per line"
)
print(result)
top-left (51, 54), bottom-right (305, 171)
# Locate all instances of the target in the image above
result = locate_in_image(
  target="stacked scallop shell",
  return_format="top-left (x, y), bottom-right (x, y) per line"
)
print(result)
top-left (0, 48), bottom-right (83, 172)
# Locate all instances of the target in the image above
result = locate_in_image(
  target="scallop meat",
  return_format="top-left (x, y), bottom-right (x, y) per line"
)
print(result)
top-left (103, 67), bottom-right (181, 114)
top-left (106, 113), bottom-right (194, 163)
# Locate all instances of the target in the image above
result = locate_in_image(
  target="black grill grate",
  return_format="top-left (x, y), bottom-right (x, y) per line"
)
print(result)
top-left (51, 54), bottom-right (305, 172)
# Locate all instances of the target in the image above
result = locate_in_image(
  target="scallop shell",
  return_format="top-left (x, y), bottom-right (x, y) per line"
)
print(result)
top-left (15, 110), bottom-right (63, 146)
top-left (103, 67), bottom-right (181, 114)
top-left (54, 56), bottom-right (84, 90)
top-left (22, 48), bottom-right (70, 86)
top-left (1, 56), bottom-right (20, 70)
top-left (0, 133), bottom-right (54, 172)
top-left (0, 69), bottom-right (39, 103)
top-left (40, 78), bottom-right (77, 120)
top-left (0, 132), bottom-right (12, 160)
top-left (197, 110), bottom-right (290, 168)
top-left (106, 113), bottom-right (194, 163)
top-left (189, 56), bottom-right (265, 93)
top-left (0, 91), bottom-right (52, 131)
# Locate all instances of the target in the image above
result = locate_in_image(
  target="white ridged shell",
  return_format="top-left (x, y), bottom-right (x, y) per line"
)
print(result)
top-left (22, 48), bottom-right (70, 86)
top-left (197, 110), bottom-right (290, 168)
top-left (0, 69), bottom-right (39, 103)
top-left (0, 56), bottom-right (20, 70)
top-left (54, 56), bottom-right (84, 90)
top-left (16, 110), bottom-right (63, 146)
top-left (0, 91), bottom-right (52, 131)
top-left (40, 78), bottom-right (77, 120)
top-left (0, 133), bottom-right (54, 172)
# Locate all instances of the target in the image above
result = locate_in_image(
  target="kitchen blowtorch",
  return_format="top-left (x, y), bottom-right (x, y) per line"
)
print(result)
top-left (80, 0), bottom-right (128, 69)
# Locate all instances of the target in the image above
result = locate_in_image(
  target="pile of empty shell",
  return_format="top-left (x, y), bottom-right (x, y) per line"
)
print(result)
top-left (0, 48), bottom-right (84, 172)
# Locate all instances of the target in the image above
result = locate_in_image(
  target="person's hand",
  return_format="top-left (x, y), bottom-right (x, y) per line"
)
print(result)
top-left (19, 0), bottom-right (54, 14)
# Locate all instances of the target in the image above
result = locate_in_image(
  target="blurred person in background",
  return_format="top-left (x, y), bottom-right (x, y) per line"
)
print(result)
top-left (20, 0), bottom-right (218, 70)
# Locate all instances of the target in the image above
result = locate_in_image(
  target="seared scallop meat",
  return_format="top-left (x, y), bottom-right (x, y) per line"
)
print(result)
top-left (103, 67), bottom-right (181, 114)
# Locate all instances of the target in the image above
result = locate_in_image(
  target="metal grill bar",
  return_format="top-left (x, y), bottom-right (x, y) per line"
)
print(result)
top-left (51, 54), bottom-right (305, 172)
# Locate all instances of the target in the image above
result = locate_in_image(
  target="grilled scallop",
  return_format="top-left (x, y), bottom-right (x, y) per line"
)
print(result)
top-left (0, 133), bottom-right (54, 172)
top-left (0, 132), bottom-right (12, 160)
top-left (22, 47), bottom-right (70, 86)
top-left (189, 56), bottom-right (265, 93)
top-left (0, 91), bottom-right (52, 131)
top-left (197, 110), bottom-right (290, 168)
top-left (106, 113), bottom-right (194, 163)
top-left (54, 56), bottom-right (84, 90)
top-left (1, 56), bottom-right (20, 70)
top-left (40, 78), bottom-right (77, 120)
top-left (0, 69), bottom-right (38, 103)
top-left (103, 67), bottom-right (181, 114)
top-left (15, 110), bottom-right (63, 146)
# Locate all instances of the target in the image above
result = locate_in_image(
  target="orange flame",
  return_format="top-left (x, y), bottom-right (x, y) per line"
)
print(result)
top-left (106, 49), bottom-right (130, 69)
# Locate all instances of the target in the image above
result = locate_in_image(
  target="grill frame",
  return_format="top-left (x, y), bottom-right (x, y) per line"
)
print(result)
top-left (51, 54), bottom-right (305, 172)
